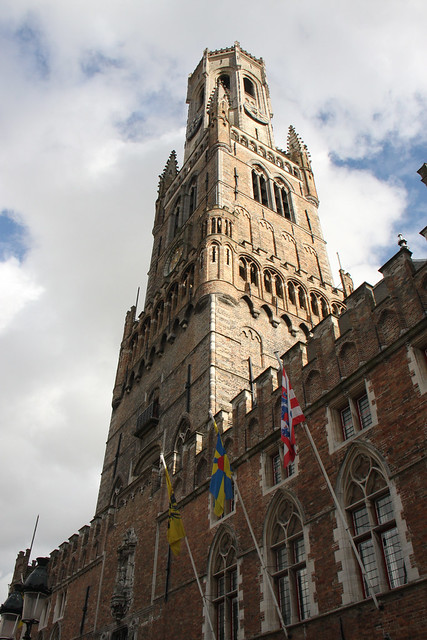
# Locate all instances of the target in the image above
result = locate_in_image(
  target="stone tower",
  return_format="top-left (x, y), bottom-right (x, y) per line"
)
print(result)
top-left (95, 43), bottom-right (346, 514)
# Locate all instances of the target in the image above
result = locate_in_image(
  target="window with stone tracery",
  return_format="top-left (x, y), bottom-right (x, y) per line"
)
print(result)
top-left (267, 497), bottom-right (311, 626)
top-left (310, 291), bottom-right (328, 318)
top-left (188, 177), bottom-right (198, 217)
top-left (343, 453), bottom-right (407, 597)
top-left (252, 169), bottom-right (269, 206)
top-left (273, 182), bottom-right (291, 219)
top-left (210, 531), bottom-right (239, 640)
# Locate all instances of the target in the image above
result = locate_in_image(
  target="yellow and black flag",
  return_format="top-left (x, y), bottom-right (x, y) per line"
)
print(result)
top-left (162, 456), bottom-right (186, 556)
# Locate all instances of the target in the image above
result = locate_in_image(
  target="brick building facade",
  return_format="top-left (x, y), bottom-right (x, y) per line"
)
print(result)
top-left (6, 44), bottom-right (427, 640)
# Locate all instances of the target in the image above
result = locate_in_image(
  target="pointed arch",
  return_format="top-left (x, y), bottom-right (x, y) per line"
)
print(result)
top-left (335, 445), bottom-right (409, 600)
top-left (262, 491), bottom-right (312, 628)
top-left (206, 527), bottom-right (239, 640)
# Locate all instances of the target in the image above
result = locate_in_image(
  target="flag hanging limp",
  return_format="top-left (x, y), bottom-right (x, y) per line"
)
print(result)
top-left (281, 363), bottom-right (305, 468)
top-left (209, 415), bottom-right (233, 517)
top-left (163, 458), bottom-right (186, 556)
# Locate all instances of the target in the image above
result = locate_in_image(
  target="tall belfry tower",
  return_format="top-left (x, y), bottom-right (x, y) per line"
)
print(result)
top-left (96, 43), bottom-right (346, 513)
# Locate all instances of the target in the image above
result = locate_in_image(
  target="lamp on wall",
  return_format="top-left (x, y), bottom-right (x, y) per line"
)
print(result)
top-left (0, 586), bottom-right (23, 639)
top-left (0, 558), bottom-right (50, 640)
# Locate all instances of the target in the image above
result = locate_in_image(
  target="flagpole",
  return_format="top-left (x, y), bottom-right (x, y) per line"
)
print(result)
top-left (273, 353), bottom-right (380, 610)
top-left (233, 479), bottom-right (289, 638)
top-left (185, 537), bottom-right (217, 640)
top-left (160, 454), bottom-right (217, 639)
top-left (208, 412), bottom-right (288, 637)
top-left (301, 421), bottom-right (380, 610)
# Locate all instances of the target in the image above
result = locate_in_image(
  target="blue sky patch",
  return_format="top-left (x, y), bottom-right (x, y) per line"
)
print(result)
top-left (116, 90), bottom-right (186, 142)
top-left (0, 210), bottom-right (29, 262)
top-left (14, 18), bottom-right (50, 80)
top-left (80, 50), bottom-right (123, 78)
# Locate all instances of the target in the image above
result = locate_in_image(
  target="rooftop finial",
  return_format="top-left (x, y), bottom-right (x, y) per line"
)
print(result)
top-left (397, 233), bottom-right (408, 249)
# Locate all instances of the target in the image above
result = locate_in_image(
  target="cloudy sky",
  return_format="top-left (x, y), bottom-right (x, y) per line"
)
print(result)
top-left (0, 0), bottom-right (426, 596)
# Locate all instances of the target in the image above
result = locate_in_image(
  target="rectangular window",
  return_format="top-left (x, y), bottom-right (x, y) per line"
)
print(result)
top-left (341, 406), bottom-right (355, 439)
top-left (231, 597), bottom-right (239, 640)
top-left (276, 547), bottom-right (288, 571)
top-left (352, 506), bottom-right (370, 535)
top-left (381, 528), bottom-right (406, 588)
top-left (357, 394), bottom-right (372, 429)
top-left (358, 539), bottom-right (380, 595)
top-left (272, 453), bottom-right (281, 485)
top-left (293, 537), bottom-right (305, 563)
top-left (296, 567), bottom-right (310, 620)
top-left (269, 450), bottom-right (295, 487)
top-left (338, 390), bottom-right (373, 442)
top-left (217, 602), bottom-right (225, 640)
top-left (278, 575), bottom-right (291, 624)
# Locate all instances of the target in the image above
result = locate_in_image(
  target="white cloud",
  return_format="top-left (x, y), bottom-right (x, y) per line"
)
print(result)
top-left (0, 0), bottom-right (426, 601)
top-left (0, 258), bottom-right (43, 330)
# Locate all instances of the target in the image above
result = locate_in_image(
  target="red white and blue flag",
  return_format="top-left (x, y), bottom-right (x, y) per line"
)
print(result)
top-left (281, 364), bottom-right (305, 468)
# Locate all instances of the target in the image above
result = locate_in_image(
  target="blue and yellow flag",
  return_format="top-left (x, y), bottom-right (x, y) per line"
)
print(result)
top-left (209, 416), bottom-right (233, 517)
top-left (163, 459), bottom-right (186, 556)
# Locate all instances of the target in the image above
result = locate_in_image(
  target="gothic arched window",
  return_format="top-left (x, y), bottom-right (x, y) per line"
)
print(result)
top-left (181, 264), bottom-right (195, 300)
top-left (310, 292), bottom-right (329, 319)
top-left (239, 258), bottom-right (247, 281)
top-left (243, 76), bottom-right (255, 98)
top-left (264, 271), bottom-right (272, 294)
top-left (343, 452), bottom-right (406, 597)
top-left (154, 301), bottom-right (164, 333)
top-left (252, 169), bottom-right (269, 206)
top-left (219, 73), bottom-right (230, 90)
top-left (166, 283), bottom-right (178, 317)
top-left (188, 177), bottom-right (198, 216)
top-left (174, 421), bottom-right (189, 474)
top-left (310, 293), bottom-right (319, 316)
top-left (172, 198), bottom-right (181, 237)
top-left (250, 263), bottom-right (258, 286)
top-left (274, 183), bottom-right (291, 219)
top-left (267, 497), bottom-right (310, 625)
top-left (211, 531), bottom-right (239, 640)
top-left (298, 286), bottom-right (307, 310)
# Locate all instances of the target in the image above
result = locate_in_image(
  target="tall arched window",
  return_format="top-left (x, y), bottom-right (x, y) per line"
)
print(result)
top-left (210, 530), bottom-right (239, 640)
top-left (219, 73), bottom-right (230, 90)
top-left (252, 169), bottom-right (269, 206)
top-left (298, 286), bottom-right (307, 310)
top-left (343, 452), bottom-right (406, 596)
top-left (274, 183), bottom-right (291, 219)
top-left (174, 422), bottom-right (189, 474)
top-left (310, 292), bottom-right (329, 319)
top-left (181, 265), bottom-right (194, 300)
top-left (250, 263), bottom-right (258, 286)
top-left (267, 497), bottom-right (310, 625)
top-left (154, 301), bottom-right (164, 333)
top-left (172, 198), bottom-right (181, 237)
top-left (243, 77), bottom-right (255, 98)
top-left (264, 271), bottom-right (272, 294)
top-left (166, 283), bottom-right (178, 317)
top-left (188, 177), bottom-right (198, 216)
